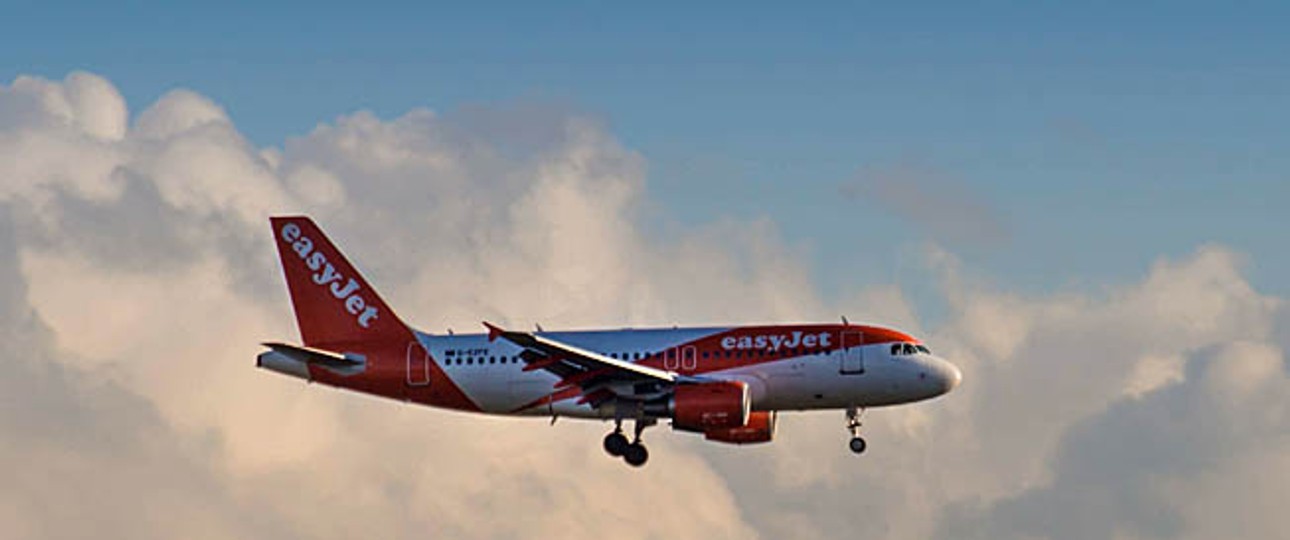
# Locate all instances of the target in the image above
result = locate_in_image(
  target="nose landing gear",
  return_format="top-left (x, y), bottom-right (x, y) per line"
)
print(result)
top-left (846, 406), bottom-right (867, 455)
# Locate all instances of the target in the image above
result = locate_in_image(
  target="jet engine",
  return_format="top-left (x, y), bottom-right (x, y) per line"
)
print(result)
top-left (668, 381), bottom-right (750, 430)
top-left (703, 411), bottom-right (777, 444)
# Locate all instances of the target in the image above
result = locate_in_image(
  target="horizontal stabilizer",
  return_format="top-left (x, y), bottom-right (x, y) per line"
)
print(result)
top-left (261, 341), bottom-right (367, 371)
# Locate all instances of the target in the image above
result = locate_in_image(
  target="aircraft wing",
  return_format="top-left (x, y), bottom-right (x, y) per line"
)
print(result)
top-left (483, 322), bottom-right (679, 397)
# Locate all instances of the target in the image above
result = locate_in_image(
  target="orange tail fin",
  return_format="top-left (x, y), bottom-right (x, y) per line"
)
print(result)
top-left (270, 216), bottom-right (409, 347)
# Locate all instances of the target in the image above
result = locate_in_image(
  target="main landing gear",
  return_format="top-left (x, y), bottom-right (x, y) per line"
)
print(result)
top-left (604, 418), bottom-right (654, 467)
top-left (846, 406), bottom-right (867, 455)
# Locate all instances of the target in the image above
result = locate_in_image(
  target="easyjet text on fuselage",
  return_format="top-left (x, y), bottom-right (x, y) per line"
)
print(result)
top-left (720, 331), bottom-right (831, 351)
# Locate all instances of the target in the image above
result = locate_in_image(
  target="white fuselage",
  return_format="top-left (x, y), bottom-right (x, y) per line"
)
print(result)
top-left (414, 326), bottom-right (961, 419)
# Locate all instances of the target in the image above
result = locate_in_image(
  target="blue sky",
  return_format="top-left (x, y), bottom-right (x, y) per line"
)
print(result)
top-left (7, 1), bottom-right (1289, 301)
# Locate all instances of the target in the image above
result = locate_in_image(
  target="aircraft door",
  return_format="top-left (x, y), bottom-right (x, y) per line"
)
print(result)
top-left (681, 345), bottom-right (697, 371)
top-left (407, 341), bottom-right (432, 386)
top-left (840, 331), bottom-right (865, 375)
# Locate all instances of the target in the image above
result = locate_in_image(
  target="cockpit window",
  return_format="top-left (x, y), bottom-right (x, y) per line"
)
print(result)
top-left (891, 342), bottom-right (932, 356)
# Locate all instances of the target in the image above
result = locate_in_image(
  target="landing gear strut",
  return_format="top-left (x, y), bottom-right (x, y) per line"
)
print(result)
top-left (604, 416), bottom-right (654, 467)
top-left (846, 406), bottom-right (867, 455)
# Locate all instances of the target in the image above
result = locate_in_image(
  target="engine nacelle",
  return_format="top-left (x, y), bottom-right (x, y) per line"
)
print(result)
top-left (704, 411), bottom-right (777, 445)
top-left (671, 381), bottom-right (750, 430)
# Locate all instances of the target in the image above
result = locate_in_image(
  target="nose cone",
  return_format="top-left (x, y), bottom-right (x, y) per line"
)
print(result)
top-left (929, 356), bottom-right (963, 396)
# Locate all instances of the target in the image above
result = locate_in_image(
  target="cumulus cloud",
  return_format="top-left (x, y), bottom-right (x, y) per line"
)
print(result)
top-left (1, 71), bottom-right (775, 540)
top-left (2, 71), bottom-right (1286, 540)
top-left (936, 340), bottom-right (1289, 540)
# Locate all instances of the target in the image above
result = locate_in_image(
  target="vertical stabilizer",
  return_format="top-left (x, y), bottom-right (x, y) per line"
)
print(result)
top-left (269, 216), bottom-right (409, 347)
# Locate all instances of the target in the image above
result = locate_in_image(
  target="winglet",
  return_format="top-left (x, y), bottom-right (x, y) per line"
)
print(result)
top-left (483, 321), bottom-right (504, 342)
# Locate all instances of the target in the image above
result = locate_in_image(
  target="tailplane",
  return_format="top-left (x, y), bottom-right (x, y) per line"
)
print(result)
top-left (269, 216), bottom-right (409, 347)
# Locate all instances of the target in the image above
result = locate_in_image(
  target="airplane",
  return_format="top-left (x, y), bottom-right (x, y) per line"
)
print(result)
top-left (257, 216), bottom-right (962, 467)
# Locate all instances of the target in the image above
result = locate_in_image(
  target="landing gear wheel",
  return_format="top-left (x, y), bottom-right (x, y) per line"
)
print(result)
top-left (845, 406), bottom-right (867, 455)
top-left (622, 443), bottom-right (649, 467)
top-left (603, 432), bottom-right (629, 457)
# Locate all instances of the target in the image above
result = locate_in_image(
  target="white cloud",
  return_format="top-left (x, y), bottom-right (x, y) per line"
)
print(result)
top-left (6, 71), bottom-right (127, 141)
top-left (1, 72), bottom-right (772, 540)
top-left (132, 88), bottom-right (231, 139)
top-left (934, 340), bottom-right (1289, 540)
top-left (1, 72), bottom-right (1286, 540)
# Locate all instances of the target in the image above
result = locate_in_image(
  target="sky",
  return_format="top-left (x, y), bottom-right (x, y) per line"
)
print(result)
top-left (2, 2), bottom-right (1288, 539)
top-left (8, 2), bottom-right (1290, 301)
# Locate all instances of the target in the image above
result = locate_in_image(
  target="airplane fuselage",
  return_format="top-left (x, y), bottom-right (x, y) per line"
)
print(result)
top-left (261, 323), bottom-right (961, 419)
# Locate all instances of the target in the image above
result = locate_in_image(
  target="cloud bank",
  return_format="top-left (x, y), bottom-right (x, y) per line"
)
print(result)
top-left (2, 72), bottom-right (1285, 539)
